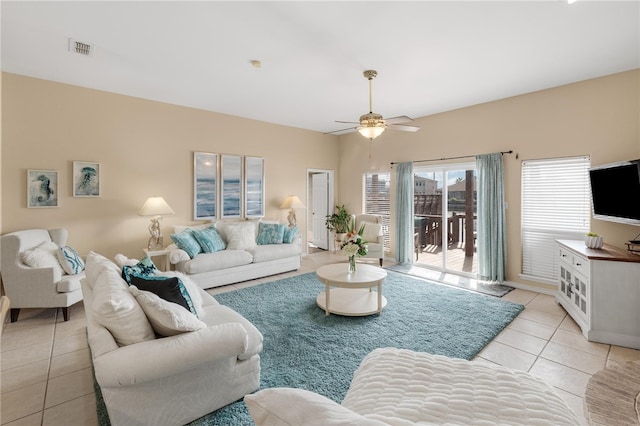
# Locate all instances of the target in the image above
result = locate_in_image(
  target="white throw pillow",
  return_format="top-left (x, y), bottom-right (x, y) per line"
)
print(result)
top-left (129, 286), bottom-right (207, 337)
top-left (114, 253), bottom-right (140, 269)
top-left (21, 241), bottom-right (65, 277)
top-left (85, 251), bottom-right (121, 284)
top-left (57, 246), bottom-right (85, 275)
top-left (244, 388), bottom-right (388, 426)
top-left (92, 267), bottom-right (155, 346)
top-left (219, 221), bottom-right (257, 250)
top-left (361, 221), bottom-right (382, 243)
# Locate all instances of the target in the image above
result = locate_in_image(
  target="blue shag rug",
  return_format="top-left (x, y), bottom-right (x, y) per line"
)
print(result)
top-left (95, 270), bottom-right (524, 426)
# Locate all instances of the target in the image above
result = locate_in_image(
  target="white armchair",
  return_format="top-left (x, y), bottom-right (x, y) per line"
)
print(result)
top-left (1, 228), bottom-right (84, 322)
top-left (352, 214), bottom-right (385, 266)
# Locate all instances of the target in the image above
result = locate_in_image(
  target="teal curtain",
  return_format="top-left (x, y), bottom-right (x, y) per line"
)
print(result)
top-left (475, 153), bottom-right (506, 282)
top-left (395, 162), bottom-right (414, 264)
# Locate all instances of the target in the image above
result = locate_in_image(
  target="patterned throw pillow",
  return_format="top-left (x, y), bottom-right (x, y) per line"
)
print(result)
top-left (170, 229), bottom-right (202, 258)
top-left (192, 227), bottom-right (226, 253)
top-left (57, 246), bottom-right (85, 275)
top-left (256, 222), bottom-right (286, 245)
top-left (121, 257), bottom-right (158, 284)
top-left (129, 275), bottom-right (197, 317)
top-left (283, 226), bottom-right (299, 244)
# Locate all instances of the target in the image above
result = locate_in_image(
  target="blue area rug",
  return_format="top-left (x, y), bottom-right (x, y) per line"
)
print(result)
top-left (95, 270), bottom-right (524, 425)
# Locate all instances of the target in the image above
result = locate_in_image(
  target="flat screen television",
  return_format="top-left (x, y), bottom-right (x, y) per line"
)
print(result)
top-left (589, 159), bottom-right (640, 226)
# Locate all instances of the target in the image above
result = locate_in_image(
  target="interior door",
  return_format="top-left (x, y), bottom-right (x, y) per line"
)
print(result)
top-left (312, 173), bottom-right (329, 250)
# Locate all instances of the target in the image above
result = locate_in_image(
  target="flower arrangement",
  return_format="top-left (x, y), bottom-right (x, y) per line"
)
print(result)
top-left (340, 222), bottom-right (368, 272)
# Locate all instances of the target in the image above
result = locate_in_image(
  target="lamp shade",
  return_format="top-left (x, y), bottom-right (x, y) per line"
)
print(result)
top-left (358, 125), bottom-right (385, 140)
top-left (280, 195), bottom-right (305, 209)
top-left (139, 197), bottom-right (175, 216)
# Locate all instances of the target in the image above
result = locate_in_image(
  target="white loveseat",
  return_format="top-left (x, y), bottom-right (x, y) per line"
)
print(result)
top-left (167, 220), bottom-right (301, 289)
top-left (245, 347), bottom-right (579, 425)
top-left (82, 252), bottom-right (263, 426)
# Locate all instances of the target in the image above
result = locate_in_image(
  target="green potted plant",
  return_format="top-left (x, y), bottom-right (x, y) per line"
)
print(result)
top-left (585, 231), bottom-right (604, 249)
top-left (325, 204), bottom-right (351, 235)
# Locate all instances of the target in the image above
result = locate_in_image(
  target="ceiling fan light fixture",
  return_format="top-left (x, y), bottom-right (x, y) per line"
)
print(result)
top-left (358, 124), bottom-right (385, 140)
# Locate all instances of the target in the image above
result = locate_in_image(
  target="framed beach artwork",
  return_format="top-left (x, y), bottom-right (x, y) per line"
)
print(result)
top-left (221, 154), bottom-right (243, 218)
top-left (193, 152), bottom-right (218, 220)
top-left (73, 161), bottom-right (101, 197)
top-left (27, 169), bottom-right (59, 208)
top-left (244, 156), bottom-right (264, 217)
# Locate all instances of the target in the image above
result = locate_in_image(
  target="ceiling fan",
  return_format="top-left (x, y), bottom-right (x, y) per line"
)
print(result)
top-left (327, 70), bottom-right (420, 140)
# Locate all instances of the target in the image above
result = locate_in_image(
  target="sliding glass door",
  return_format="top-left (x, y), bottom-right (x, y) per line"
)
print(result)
top-left (414, 162), bottom-right (478, 277)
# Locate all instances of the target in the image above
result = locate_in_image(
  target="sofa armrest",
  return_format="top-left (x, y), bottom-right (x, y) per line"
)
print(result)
top-left (167, 244), bottom-right (190, 264)
top-left (94, 322), bottom-right (249, 387)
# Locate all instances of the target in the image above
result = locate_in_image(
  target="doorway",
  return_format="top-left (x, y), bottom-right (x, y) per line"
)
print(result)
top-left (414, 162), bottom-right (478, 278)
top-left (307, 169), bottom-right (334, 254)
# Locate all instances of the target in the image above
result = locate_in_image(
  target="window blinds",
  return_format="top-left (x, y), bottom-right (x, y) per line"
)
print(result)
top-left (521, 156), bottom-right (591, 283)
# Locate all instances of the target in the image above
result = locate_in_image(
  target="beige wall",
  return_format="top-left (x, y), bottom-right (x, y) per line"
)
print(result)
top-left (337, 69), bottom-right (640, 292)
top-left (1, 73), bottom-right (339, 259)
top-left (2, 70), bottom-right (639, 292)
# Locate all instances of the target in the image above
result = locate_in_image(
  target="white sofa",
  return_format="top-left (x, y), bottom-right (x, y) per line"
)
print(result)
top-left (82, 252), bottom-right (263, 426)
top-left (245, 347), bottom-right (580, 425)
top-left (167, 220), bottom-right (302, 289)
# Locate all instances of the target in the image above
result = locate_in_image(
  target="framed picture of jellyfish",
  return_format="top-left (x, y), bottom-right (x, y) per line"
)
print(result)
top-left (27, 169), bottom-right (59, 208)
top-left (73, 161), bottom-right (101, 197)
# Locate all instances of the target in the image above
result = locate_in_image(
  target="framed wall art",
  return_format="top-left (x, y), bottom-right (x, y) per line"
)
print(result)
top-left (245, 156), bottom-right (264, 217)
top-left (221, 154), bottom-right (243, 218)
top-left (193, 152), bottom-right (218, 220)
top-left (27, 169), bottom-right (59, 208)
top-left (73, 161), bottom-right (101, 197)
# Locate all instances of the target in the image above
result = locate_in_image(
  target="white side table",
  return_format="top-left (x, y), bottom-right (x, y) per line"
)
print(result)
top-left (143, 248), bottom-right (170, 272)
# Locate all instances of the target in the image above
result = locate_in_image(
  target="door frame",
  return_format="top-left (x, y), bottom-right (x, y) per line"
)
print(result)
top-left (306, 168), bottom-right (334, 255)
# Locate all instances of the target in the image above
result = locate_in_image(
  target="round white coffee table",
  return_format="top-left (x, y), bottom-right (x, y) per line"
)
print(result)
top-left (315, 263), bottom-right (387, 316)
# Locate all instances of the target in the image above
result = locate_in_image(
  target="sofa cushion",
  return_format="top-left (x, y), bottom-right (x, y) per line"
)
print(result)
top-left (121, 257), bottom-right (158, 283)
top-left (361, 221), bottom-right (382, 243)
top-left (21, 241), bottom-right (65, 277)
top-left (92, 267), bottom-right (155, 346)
top-left (128, 286), bottom-right (207, 337)
top-left (85, 251), bottom-right (121, 285)
top-left (56, 274), bottom-right (82, 293)
top-left (244, 388), bottom-right (388, 426)
top-left (57, 246), bottom-right (85, 275)
top-left (181, 250), bottom-right (253, 275)
top-left (283, 226), bottom-right (298, 244)
top-left (247, 244), bottom-right (301, 263)
top-left (170, 230), bottom-right (202, 258)
top-left (256, 222), bottom-right (286, 245)
top-left (192, 227), bottom-right (226, 253)
top-left (130, 275), bottom-right (197, 316)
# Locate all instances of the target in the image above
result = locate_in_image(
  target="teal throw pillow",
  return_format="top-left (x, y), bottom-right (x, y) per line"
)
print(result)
top-left (57, 246), bottom-right (85, 275)
top-left (283, 226), bottom-right (298, 244)
top-left (257, 222), bottom-right (286, 245)
top-left (192, 227), bottom-right (226, 253)
top-left (170, 230), bottom-right (202, 258)
top-left (121, 257), bottom-right (158, 284)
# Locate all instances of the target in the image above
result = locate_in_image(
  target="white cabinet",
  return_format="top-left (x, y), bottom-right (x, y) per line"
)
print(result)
top-left (556, 240), bottom-right (640, 350)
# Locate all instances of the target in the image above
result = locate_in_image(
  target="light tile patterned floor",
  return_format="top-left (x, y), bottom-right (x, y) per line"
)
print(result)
top-left (2, 250), bottom-right (639, 425)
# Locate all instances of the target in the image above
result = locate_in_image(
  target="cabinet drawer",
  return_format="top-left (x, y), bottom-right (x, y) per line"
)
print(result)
top-left (559, 247), bottom-right (573, 265)
top-left (572, 253), bottom-right (589, 276)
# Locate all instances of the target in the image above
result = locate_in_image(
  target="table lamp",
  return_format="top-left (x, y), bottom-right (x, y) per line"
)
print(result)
top-left (280, 195), bottom-right (305, 228)
top-left (139, 196), bottom-right (175, 250)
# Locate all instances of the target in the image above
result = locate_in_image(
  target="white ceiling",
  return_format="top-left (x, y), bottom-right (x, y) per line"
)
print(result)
top-left (2, 1), bottom-right (639, 134)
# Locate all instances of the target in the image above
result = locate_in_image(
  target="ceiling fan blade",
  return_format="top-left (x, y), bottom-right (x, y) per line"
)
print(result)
top-left (384, 115), bottom-right (414, 124)
top-left (324, 126), bottom-right (358, 135)
top-left (388, 124), bottom-right (420, 132)
top-left (335, 120), bottom-right (361, 125)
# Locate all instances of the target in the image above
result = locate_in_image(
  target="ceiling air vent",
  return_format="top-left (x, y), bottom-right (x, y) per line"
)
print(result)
top-left (68, 38), bottom-right (93, 56)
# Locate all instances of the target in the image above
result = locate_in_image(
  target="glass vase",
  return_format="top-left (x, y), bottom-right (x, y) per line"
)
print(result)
top-left (348, 255), bottom-right (356, 273)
